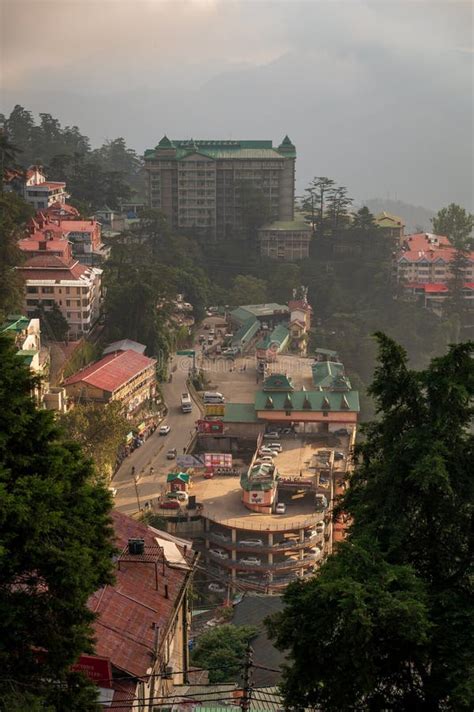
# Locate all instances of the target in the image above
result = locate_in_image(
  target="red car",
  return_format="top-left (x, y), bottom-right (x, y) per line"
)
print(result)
top-left (160, 499), bottom-right (180, 510)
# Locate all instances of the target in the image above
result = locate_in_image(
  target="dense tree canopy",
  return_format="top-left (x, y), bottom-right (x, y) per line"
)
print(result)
top-left (0, 192), bottom-right (33, 321)
top-left (0, 334), bottom-right (115, 710)
top-left (190, 624), bottom-right (258, 683)
top-left (267, 335), bottom-right (474, 711)
top-left (432, 203), bottom-right (473, 249)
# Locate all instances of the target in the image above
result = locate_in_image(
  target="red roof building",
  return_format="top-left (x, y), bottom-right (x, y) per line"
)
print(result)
top-left (63, 350), bottom-right (157, 414)
top-left (85, 511), bottom-right (198, 710)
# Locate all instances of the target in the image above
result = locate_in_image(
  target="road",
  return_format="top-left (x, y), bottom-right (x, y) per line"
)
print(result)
top-left (113, 352), bottom-right (200, 514)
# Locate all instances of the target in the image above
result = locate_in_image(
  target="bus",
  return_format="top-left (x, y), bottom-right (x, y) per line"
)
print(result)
top-left (181, 392), bottom-right (192, 413)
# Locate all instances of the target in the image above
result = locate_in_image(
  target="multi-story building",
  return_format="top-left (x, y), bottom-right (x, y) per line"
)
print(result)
top-left (26, 212), bottom-right (104, 264)
top-left (5, 165), bottom-right (69, 210)
top-left (63, 349), bottom-right (157, 415)
top-left (258, 219), bottom-right (312, 261)
top-left (375, 211), bottom-right (405, 244)
top-left (17, 254), bottom-right (102, 340)
top-left (144, 136), bottom-right (296, 240)
top-left (396, 232), bottom-right (474, 308)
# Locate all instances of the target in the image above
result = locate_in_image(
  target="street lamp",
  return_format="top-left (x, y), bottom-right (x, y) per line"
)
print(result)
top-left (132, 466), bottom-right (141, 512)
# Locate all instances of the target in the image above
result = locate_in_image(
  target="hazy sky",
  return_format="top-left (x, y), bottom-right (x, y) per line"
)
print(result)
top-left (1, 0), bottom-right (473, 209)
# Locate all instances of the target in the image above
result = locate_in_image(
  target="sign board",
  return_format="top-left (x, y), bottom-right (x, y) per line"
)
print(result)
top-left (204, 404), bottom-right (225, 417)
top-left (137, 421), bottom-right (146, 434)
top-left (125, 431), bottom-right (134, 444)
top-left (177, 350), bottom-right (195, 357)
top-left (197, 419), bottom-right (224, 435)
top-left (176, 454), bottom-right (205, 469)
top-left (204, 452), bottom-right (233, 468)
top-left (71, 655), bottom-right (112, 688)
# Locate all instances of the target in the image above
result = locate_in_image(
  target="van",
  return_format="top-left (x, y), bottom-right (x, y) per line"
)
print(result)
top-left (203, 391), bottom-right (225, 404)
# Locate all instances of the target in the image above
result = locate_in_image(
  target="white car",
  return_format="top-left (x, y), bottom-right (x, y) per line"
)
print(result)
top-left (208, 583), bottom-right (226, 593)
top-left (316, 521), bottom-right (325, 534)
top-left (240, 556), bottom-right (262, 566)
top-left (268, 442), bottom-right (282, 453)
top-left (108, 487), bottom-right (118, 498)
top-left (263, 431), bottom-right (280, 439)
top-left (159, 424), bottom-right (171, 435)
top-left (315, 494), bottom-right (328, 511)
top-left (275, 502), bottom-right (286, 514)
top-left (258, 455), bottom-right (274, 464)
top-left (239, 539), bottom-right (263, 547)
top-left (310, 546), bottom-right (323, 560)
top-left (305, 529), bottom-right (317, 539)
top-left (259, 447), bottom-right (277, 456)
top-left (210, 548), bottom-right (229, 560)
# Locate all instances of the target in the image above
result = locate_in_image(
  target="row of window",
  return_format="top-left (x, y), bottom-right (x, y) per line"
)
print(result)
top-left (26, 286), bottom-right (89, 295)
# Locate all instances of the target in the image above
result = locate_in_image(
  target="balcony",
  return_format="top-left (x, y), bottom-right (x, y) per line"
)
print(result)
top-left (207, 530), bottom-right (323, 552)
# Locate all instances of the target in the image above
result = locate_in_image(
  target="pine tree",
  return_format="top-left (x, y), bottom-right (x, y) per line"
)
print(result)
top-left (267, 334), bottom-right (474, 711)
top-left (0, 334), bottom-right (115, 710)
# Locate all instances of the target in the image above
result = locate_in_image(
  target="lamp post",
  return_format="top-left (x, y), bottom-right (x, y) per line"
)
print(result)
top-left (132, 467), bottom-right (141, 512)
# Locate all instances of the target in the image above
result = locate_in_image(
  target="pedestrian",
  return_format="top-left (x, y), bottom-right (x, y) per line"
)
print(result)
top-left (183, 447), bottom-right (186, 454)
top-left (150, 466), bottom-right (154, 476)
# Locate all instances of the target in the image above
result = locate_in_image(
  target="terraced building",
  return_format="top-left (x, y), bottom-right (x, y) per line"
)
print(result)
top-left (144, 136), bottom-right (296, 240)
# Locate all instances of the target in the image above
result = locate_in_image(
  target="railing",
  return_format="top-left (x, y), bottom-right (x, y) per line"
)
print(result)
top-left (207, 550), bottom-right (317, 570)
top-left (202, 509), bottom-right (323, 532)
top-left (206, 530), bottom-right (324, 552)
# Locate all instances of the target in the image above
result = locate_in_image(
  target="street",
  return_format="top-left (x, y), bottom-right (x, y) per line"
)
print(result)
top-left (113, 352), bottom-right (200, 514)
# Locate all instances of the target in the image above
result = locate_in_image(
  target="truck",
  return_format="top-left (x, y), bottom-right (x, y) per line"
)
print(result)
top-left (181, 392), bottom-right (192, 413)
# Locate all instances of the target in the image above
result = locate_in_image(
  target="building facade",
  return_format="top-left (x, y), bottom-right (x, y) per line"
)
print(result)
top-left (258, 219), bottom-right (312, 261)
top-left (144, 136), bottom-right (296, 240)
top-left (17, 254), bottom-right (102, 340)
top-left (5, 165), bottom-right (69, 209)
top-left (63, 349), bottom-right (157, 414)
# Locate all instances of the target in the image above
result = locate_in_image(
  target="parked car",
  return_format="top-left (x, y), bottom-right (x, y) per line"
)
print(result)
top-left (240, 556), bottom-right (262, 566)
top-left (160, 498), bottom-right (180, 509)
top-left (108, 487), bottom-right (118, 498)
top-left (275, 502), bottom-right (286, 514)
top-left (315, 521), bottom-right (325, 534)
top-left (334, 451), bottom-right (346, 461)
top-left (281, 427), bottom-right (294, 435)
top-left (210, 548), bottom-right (229, 560)
top-left (167, 491), bottom-right (188, 502)
top-left (208, 583), bottom-right (226, 593)
top-left (198, 334), bottom-right (206, 343)
top-left (239, 539), bottom-right (263, 547)
top-left (310, 546), bottom-right (323, 559)
top-left (315, 494), bottom-right (328, 511)
top-left (212, 531), bottom-right (230, 542)
top-left (166, 448), bottom-right (177, 460)
top-left (305, 529), bottom-right (317, 539)
top-left (159, 424), bottom-right (171, 435)
top-left (319, 476), bottom-right (330, 489)
top-left (257, 455), bottom-right (274, 464)
top-left (334, 428), bottom-right (350, 436)
top-left (207, 336), bottom-right (214, 345)
top-left (268, 442), bottom-right (282, 452)
top-left (263, 431), bottom-right (280, 439)
top-left (259, 447), bottom-right (277, 457)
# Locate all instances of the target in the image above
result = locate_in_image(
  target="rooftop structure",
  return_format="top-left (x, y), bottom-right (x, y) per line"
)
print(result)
top-left (87, 510), bottom-right (197, 707)
top-left (102, 339), bottom-right (147, 356)
top-left (144, 136), bottom-right (296, 241)
top-left (375, 211), bottom-right (405, 243)
top-left (259, 219), bottom-right (312, 261)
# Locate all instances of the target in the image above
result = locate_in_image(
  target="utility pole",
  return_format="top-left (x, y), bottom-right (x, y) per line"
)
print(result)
top-left (133, 472), bottom-right (141, 512)
top-left (240, 643), bottom-right (253, 711)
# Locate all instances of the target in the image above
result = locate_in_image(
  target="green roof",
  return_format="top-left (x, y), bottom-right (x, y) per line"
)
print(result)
top-left (231, 316), bottom-right (260, 347)
top-left (314, 348), bottom-right (340, 358)
top-left (256, 325), bottom-right (289, 350)
top-left (259, 220), bottom-right (311, 232)
top-left (255, 389), bottom-right (360, 413)
top-left (230, 303), bottom-right (289, 325)
top-left (312, 361), bottom-right (345, 388)
top-left (223, 403), bottom-right (259, 423)
top-left (166, 473), bottom-right (190, 483)
top-left (262, 373), bottom-right (293, 392)
top-left (0, 315), bottom-right (30, 333)
top-left (145, 138), bottom-right (296, 162)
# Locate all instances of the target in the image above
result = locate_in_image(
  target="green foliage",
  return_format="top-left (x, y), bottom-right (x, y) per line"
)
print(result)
top-left (139, 511), bottom-right (167, 531)
top-left (32, 302), bottom-right (69, 342)
top-left (267, 336), bottom-right (474, 711)
top-left (432, 203), bottom-right (474, 249)
top-left (191, 624), bottom-right (258, 683)
top-left (58, 402), bottom-right (129, 480)
top-left (0, 334), bottom-right (115, 709)
top-left (230, 274), bottom-right (268, 306)
top-left (63, 341), bottom-right (100, 379)
top-left (0, 192), bottom-right (33, 320)
top-left (236, 179), bottom-right (271, 242)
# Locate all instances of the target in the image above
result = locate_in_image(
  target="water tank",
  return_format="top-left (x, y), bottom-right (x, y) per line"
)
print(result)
top-left (128, 538), bottom-right (145, 555)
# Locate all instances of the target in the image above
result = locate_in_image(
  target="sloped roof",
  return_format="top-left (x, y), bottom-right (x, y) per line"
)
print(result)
top-left (255, 389), bottom-right (360, 412)
top-left (63, 350), bottom-right (156, 393)
top-left (223, 403), bottom-right (259, 423)
top-left (146, 138), bottom-right (293, 162)
top-left (375, 211), bottom-right (405, 228)
top-left (0, 315), bottom-right (30, 333)
top-left (259, 219), bottom-right (311, 232)
top-left (262, 373), bottom-right (293, 392)
top-left (88, 511), bottom-right (195, 678)
top-left (312, 360), bottom-right (345, 388)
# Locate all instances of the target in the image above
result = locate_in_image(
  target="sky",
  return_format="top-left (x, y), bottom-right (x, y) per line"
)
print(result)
top-left (1, 0), bottom-right (473, 209)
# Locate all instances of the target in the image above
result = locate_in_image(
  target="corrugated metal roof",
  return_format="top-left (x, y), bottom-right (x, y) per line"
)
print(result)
top-left (223, 403), bottom-right (259, 423)
top-left (255, 389), bottom-right (360, 412)
top-left (63, 350), bottom-right (156, 393)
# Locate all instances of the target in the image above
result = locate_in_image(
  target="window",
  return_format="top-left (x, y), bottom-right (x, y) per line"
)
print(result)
top-left (66, 287), bottom-right (70, 294)
top-left (26, 299), bottom-right (38, 306)
top-left (27, 287), bottom-right (38, 294)
top-left (41, 286), bottom-right (53, 294)
top-left (67, 312), bottom-right (71, 319)
top-left (66, 300), bottom-right (71, 307)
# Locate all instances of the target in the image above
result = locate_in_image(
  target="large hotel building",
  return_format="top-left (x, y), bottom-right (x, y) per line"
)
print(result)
top-left (144, 136), bottom-right (297, 241)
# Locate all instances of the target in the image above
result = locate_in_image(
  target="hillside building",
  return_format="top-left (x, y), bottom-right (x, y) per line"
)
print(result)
top-left (144, 136), bottom-right (296, 240)
top-left (259, 219), bottom-right (312, 261)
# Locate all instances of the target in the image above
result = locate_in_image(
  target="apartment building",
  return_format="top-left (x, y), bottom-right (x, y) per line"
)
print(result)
top-left (144, 136), bottom-right (296, 240)
top-left (17, 254), bottom-right (102, 340)
top-left (26, 212), bottom-right (104, 263)
top-left (375, 211), bottom-right (405, 244)
top-left (5, 165), bottom-right (69, 209)
top-left (397, 232), bottom-right (474, 284)
top-left (259, 219), bottom-right (312, 261)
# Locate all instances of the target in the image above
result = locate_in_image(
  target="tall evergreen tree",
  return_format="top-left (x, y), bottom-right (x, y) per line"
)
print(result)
top-left (432, 203), bottom-right (473, 250)
top-left (267, 334), bottom-right (474, 711)
top-left (0, 334), bottom-right (115, 710)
